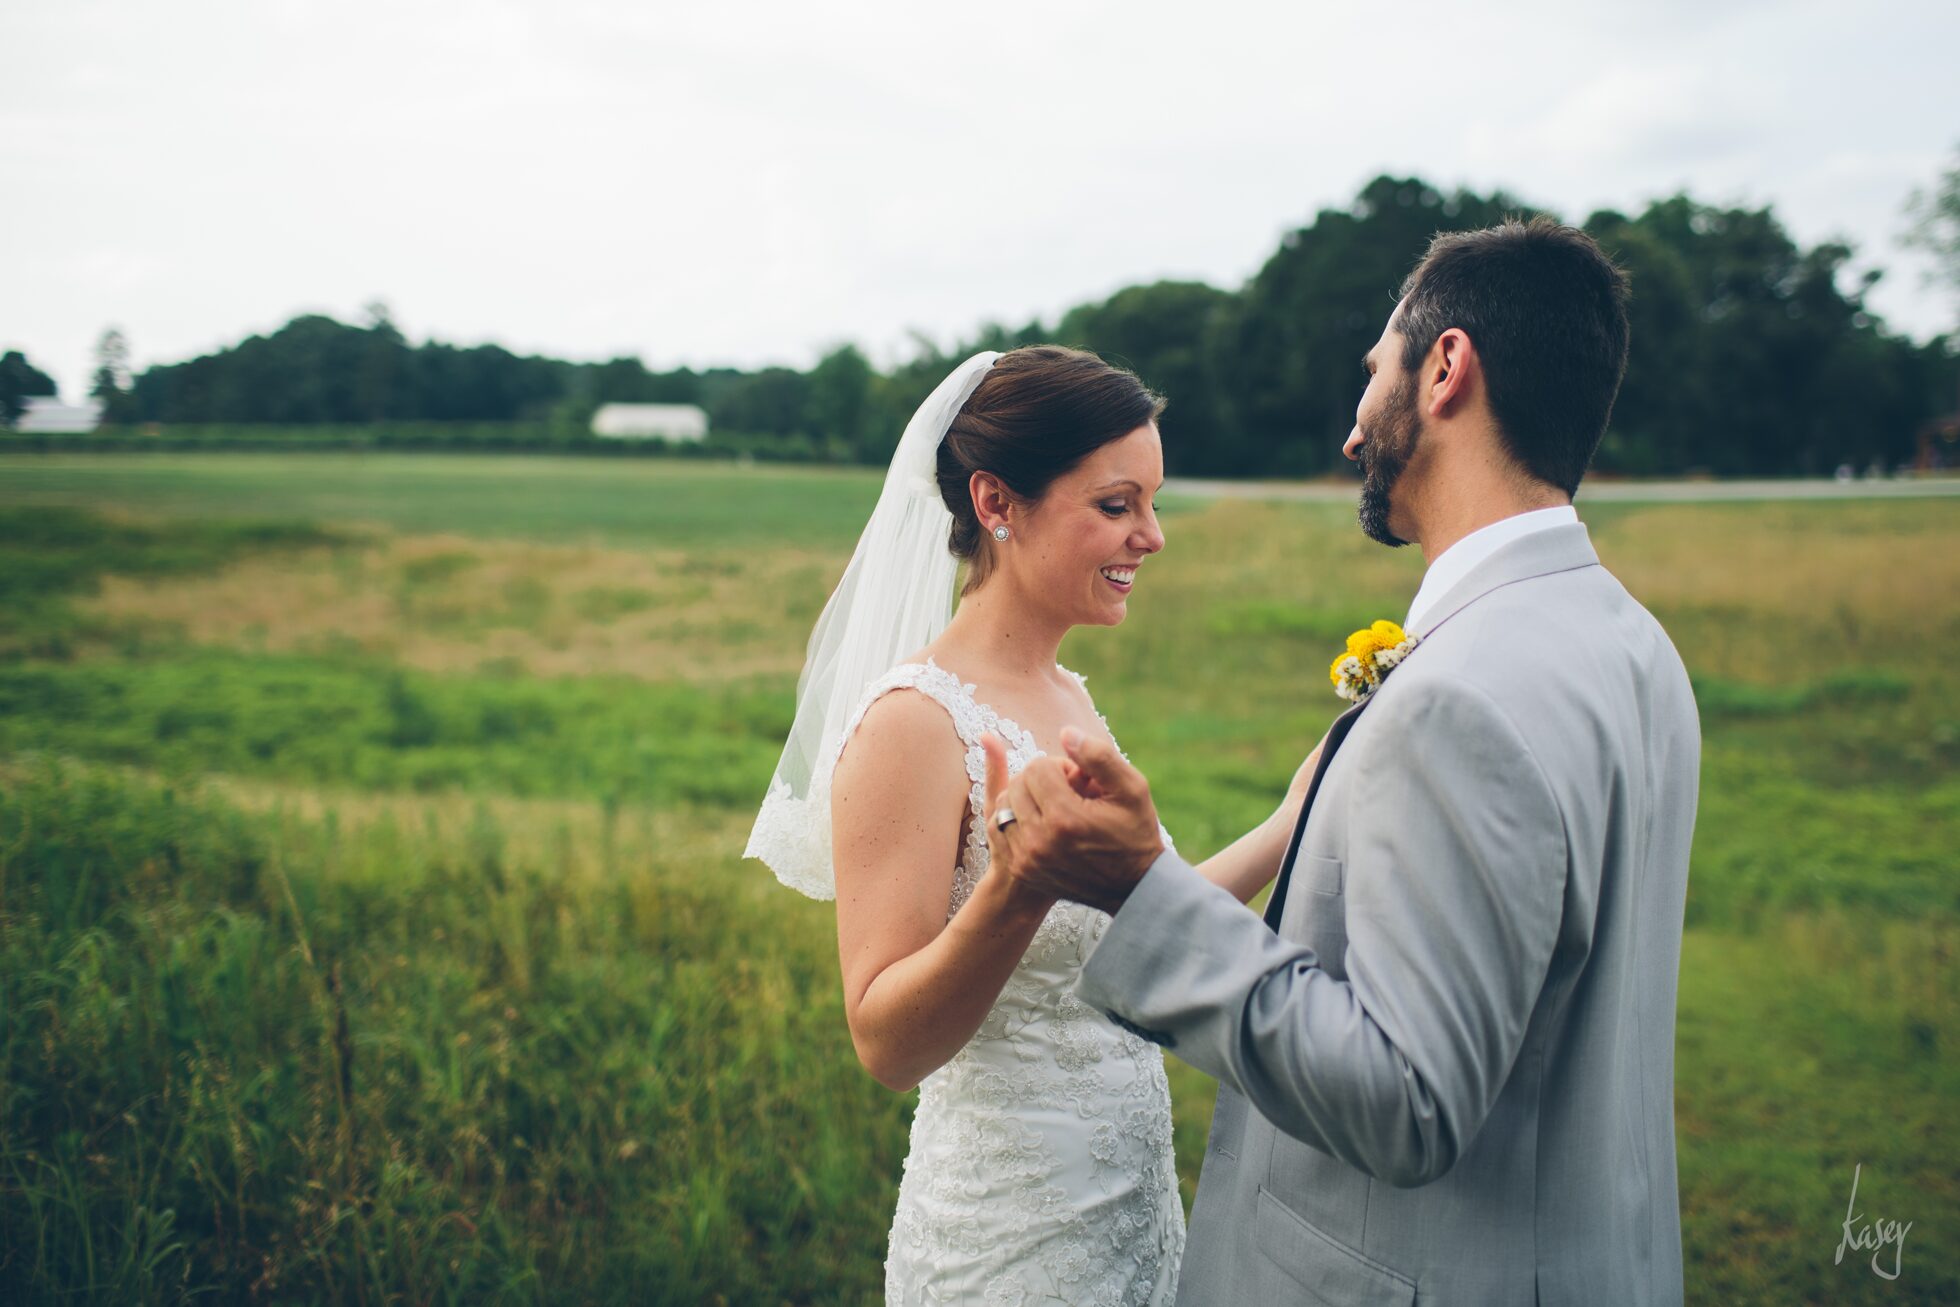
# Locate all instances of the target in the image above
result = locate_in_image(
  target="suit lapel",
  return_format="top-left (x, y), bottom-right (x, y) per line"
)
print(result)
top-left (1263, 700), bottom-right (1367, 930)
top-left (1263, 522), bottom-right (1603, 933)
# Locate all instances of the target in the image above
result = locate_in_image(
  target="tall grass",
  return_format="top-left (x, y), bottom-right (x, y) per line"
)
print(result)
top-left (0, 759), bottom-right (904, 1304)
top-left (0, 650), bottom-right (789, 807)
top-left (0, 462), bottom-right (1954, 1302)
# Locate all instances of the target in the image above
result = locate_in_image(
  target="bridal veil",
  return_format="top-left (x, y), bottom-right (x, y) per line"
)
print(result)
top-left (743, 351), bottom-right (1001, 899)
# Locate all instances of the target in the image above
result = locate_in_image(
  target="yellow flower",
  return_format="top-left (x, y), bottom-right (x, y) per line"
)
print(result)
top-left (1346, 629), bottom-right (1384, 660)
top-left (1344, 620), bottom-right (1406, 661)
top-left (1331, 620), bottom-right (1419, 702)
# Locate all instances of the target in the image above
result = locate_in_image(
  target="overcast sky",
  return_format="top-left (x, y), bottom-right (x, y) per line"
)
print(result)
top-left (5, 0), bottom-right (1956, 400)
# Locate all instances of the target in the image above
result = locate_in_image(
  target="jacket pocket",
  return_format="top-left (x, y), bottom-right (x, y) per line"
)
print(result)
top-left (1254, 1187), bottom-right (1416, 1306)
top-left (1283, 853), bottom-right (1350, 979)
top-left (1297, 852), bottom-right (1344, 895)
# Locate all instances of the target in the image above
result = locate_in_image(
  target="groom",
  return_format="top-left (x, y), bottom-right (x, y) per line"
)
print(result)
top-left (982, 218), bottom-right (1700, 1304)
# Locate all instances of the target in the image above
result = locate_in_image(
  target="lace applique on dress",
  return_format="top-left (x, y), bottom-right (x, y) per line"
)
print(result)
top-left (831, 659), bottom-right (1185, 1306)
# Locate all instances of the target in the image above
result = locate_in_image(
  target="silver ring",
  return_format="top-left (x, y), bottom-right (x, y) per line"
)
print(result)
top-left (992, 806), bottom-right (1018, 832)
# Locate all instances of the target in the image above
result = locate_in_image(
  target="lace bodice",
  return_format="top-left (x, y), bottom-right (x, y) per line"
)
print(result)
top-left (830, 658), bottom-right (1185, 1306)
top-left (830, 657), bottom-right (1178, 920)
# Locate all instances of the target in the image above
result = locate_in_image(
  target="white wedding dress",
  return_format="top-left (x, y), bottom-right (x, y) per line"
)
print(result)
top-left (831, 658), bottom-right (1186, 1307)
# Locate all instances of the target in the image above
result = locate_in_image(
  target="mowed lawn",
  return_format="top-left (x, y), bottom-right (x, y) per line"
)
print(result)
top-left (1, 452), bottom-right (1954, 1305)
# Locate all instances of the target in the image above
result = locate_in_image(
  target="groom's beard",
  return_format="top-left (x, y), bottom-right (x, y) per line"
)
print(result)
top-left (1356, 377), bottom-right (1420, 548)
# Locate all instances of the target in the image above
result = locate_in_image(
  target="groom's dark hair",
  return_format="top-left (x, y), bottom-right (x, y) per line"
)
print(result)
top-left (1397, 217), bottom-right (1630, 496)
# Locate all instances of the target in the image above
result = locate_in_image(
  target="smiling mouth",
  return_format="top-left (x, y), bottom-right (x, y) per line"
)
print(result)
top-left (1100, 565), bottom-right (1136, 593)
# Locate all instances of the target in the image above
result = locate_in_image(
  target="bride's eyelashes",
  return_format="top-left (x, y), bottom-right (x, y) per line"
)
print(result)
top-left (1098, 500), bottom-right (1160, 518)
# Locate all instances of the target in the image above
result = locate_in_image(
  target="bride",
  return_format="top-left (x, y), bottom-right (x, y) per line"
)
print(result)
top-left (746, 345), bottom-right (1321, 1305)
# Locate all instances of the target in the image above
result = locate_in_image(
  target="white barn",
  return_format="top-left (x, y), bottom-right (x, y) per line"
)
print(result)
top-left (15, 397), bottom-right (103, 433)
top-left (590, 403), bottom-right (709, 442)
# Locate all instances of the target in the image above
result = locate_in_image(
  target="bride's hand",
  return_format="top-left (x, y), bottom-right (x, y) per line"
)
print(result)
top-left (1283, 733), bottom-right (1328, 816)
top-left (983, 728), bottom-right (1163, 915)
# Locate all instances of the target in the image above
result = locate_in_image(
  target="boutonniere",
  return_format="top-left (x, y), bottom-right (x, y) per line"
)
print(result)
top-left (1329, 620), bottom-right (1420, 704)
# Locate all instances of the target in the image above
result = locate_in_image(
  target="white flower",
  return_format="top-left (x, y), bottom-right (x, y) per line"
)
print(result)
top-left (983, 1271), bottom-right (1029, 1306)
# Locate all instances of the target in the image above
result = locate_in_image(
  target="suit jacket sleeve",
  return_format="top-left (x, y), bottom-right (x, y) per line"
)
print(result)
top-left (1077, 674), bottom-right (1568, 1188)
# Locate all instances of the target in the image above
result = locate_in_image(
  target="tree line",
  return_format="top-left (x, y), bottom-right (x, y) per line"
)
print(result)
top-left (10, 173), bottom-right (1958, 478)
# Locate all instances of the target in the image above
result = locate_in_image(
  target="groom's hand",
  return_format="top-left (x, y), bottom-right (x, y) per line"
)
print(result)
top-left (980, 726), bottom-right (1165, 917)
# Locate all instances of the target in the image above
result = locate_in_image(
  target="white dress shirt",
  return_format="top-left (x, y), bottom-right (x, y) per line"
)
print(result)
top-left (1403, 505), bottom-right (1578, 633)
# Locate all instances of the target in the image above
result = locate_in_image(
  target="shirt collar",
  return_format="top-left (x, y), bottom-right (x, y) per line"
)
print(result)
top-left (1404, 505), bottom-right (1579, 632)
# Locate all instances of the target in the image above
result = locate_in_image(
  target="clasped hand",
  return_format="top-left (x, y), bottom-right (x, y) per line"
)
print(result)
top-left (979, 727), bottom-right (1166, 917)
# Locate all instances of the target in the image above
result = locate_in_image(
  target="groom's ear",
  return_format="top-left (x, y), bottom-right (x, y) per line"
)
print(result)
top-left (1426, 328), bottom-right (1479, 418)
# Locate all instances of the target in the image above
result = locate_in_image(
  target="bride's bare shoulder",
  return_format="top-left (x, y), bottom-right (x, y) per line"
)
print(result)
top-left (830, 682), bottom-right (971, 892)
top-left (831, 681), bottom-right (969, 806)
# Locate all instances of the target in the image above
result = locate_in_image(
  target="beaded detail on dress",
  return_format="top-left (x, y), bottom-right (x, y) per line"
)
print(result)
top-left (830, 659), bottom-right (1185, 1306)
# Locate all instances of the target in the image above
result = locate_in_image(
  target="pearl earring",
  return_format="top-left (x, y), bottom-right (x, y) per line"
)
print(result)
top-left (993, 525), bottom-right (1010, 541)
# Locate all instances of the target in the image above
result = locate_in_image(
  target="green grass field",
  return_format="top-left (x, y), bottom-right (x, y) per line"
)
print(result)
top-left (1, 453), bottom-right (1954, 1304)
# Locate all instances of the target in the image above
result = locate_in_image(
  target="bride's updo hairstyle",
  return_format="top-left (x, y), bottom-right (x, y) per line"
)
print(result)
top-left (936, 345), bottom-right (1164, 596)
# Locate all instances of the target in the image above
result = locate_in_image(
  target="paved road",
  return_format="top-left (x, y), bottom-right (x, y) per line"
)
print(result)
top-left (1163, 476), bottom-right (1960, 504)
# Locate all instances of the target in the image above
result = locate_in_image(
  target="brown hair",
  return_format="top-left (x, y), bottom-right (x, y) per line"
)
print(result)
top-left (1397, 216), bottom-right (1631, 496)
top-left (936, 345), bottom-right (1165, 596)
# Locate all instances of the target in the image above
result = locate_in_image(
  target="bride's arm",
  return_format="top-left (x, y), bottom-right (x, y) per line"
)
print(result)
top-left (831, 690), bottom-right (1057, 1093)
top-left (1191, 733), bottom-right (1327, 905)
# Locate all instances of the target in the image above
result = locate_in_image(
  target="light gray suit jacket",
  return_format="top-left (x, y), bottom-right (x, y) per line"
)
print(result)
top-left (1078, 522), bottom-right (1700, 1305)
